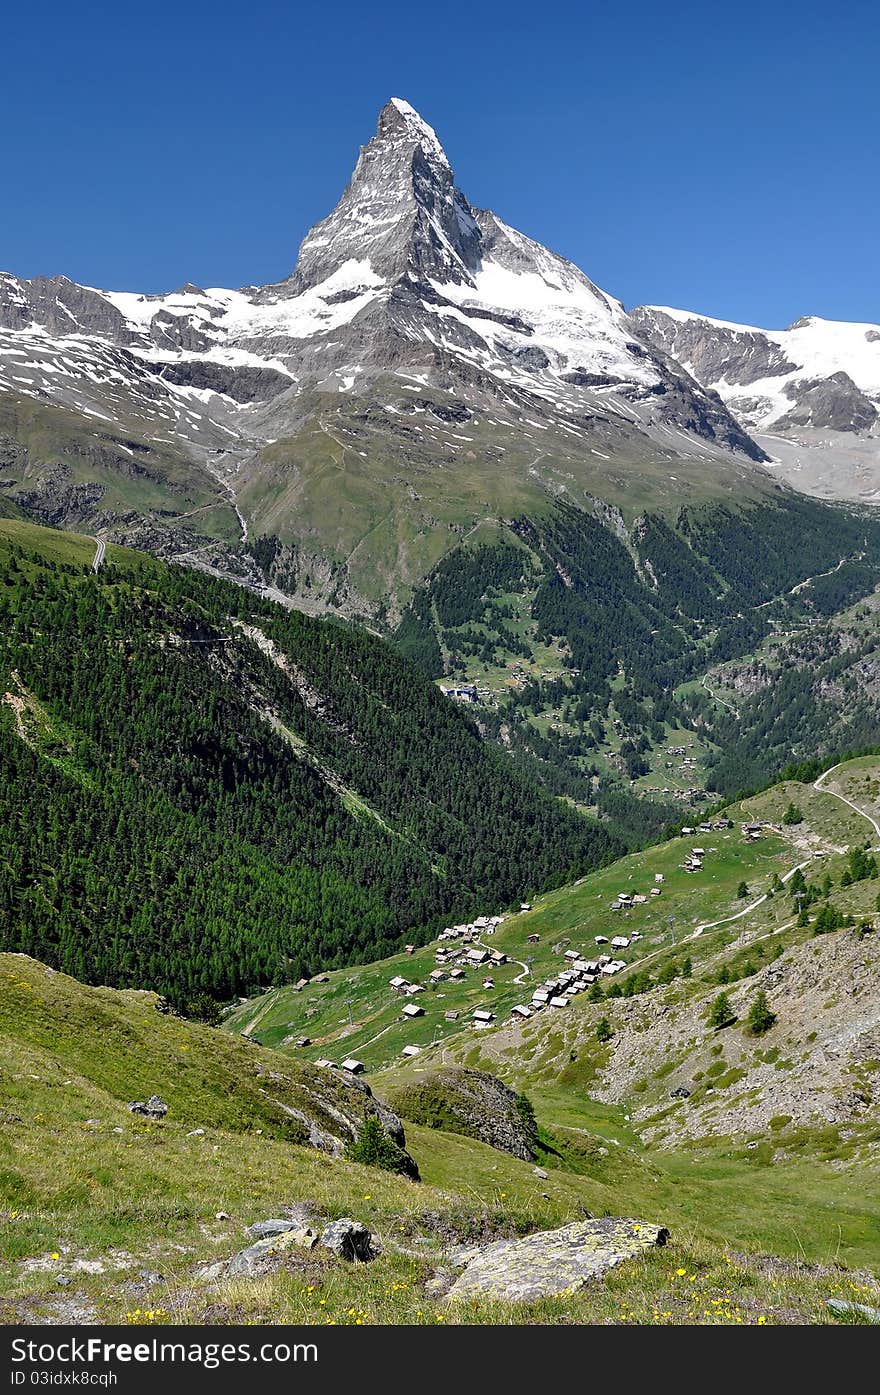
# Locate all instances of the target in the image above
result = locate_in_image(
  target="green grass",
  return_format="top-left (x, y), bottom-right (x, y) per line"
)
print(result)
top-left (227, 771), bottom-right (864, 1074)
top-left (2, 953), bottom-right (879, 1325)
top-left (4, 721), bottom-right (880, 1326)
top-left (237, 383), bottom-right (778, 616)
top-left (0, 518), bottom-right (164, 575)
top-left (0, 392), bottom-right (239, 545)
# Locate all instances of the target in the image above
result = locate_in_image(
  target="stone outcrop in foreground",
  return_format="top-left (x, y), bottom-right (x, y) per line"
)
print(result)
top-left (446, 1218), bottom-right (668, 1303)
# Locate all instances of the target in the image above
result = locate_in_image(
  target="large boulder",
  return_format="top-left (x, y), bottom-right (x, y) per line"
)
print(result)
top-left (256, 1062), bottom-right (420, 1178)
top-left (445, 1218), bottom-right (669, 1302)
top-left (388, 1067), bottom-right (539, 1161)
top-left (319, 1219), bottom-right (374, 1262)
top-left (128, 1095), bottom-right (168, 1119)
top-left (245, 1219), bottom-right (309, 1240)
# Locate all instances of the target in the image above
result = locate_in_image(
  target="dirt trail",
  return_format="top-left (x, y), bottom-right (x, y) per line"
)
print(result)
top-left (700, 673), bottom-right (739, 717)
top-left (694, 765), bottom-right (880, 940)
top-left (693, 853), bottom-right (821, 937)
top-left (814, 763), bottom-right (880, 842)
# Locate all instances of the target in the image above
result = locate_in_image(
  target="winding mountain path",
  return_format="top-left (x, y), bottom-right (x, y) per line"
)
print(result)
top-left (692, 853), bottom-right (820, 937)
top-left (757, 552), bottom-right (864, 609)
top-left (813, 763), bottom-right (880, 842)
top-left (700, 674), bottom-right (739, 717)
top-left (789, 552), bottom-right (864, 597)
top-left (692, 765), bottom-right (879, 939)
top-left (91, 536), bottom-right (106, 573)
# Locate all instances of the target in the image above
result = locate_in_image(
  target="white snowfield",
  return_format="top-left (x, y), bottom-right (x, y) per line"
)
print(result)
top-left (97, 259), bottom-right (385, 358)
top-left (86, 129), bottom-right (649, 398)
top-left (645, 305), bottom-right (880, 429)
top-left (432, 216), bottom-right (655, 388)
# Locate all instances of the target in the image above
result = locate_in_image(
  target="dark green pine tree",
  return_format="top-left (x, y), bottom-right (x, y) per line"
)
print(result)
top-left (746, 989), bottom-right (776, 1035)
top-left (707, 992), bottom-right (736, 1030)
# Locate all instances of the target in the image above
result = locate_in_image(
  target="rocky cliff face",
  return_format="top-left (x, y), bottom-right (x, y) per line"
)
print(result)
top-left (631, 305), bottom-right (880, 437)
top-left (388, 1066), bottom-right (539, 1161)
top-left (285, 98), bottom-right (482, 294)
top-left (0, 273), bottom-right (134, 340)
top-left (630, 305), bottom-right (880, 501)
top-left (600, 927), bottom-right (880, 1150)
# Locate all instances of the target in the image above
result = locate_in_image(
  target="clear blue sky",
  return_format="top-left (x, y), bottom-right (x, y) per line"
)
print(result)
top-left (4, 0), bottom-right (878, 326)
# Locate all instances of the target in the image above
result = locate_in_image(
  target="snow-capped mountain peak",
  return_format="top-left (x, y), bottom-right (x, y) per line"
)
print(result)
top-left (0, 98), bottom-right (771, 477)
top-left (283, 96), bottom-right (480, 295)
top-left (383, 97), bottom-right (451, 167)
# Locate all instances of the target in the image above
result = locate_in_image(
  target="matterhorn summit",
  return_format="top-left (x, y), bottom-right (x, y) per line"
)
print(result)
top-left (0, 95), bottom-right (875, 613)
top-left (286, 98), bottom-right (482, 294)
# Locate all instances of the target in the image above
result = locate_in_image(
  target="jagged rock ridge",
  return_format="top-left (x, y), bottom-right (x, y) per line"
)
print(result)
top-left (630, 305), bottom-right (880, 435)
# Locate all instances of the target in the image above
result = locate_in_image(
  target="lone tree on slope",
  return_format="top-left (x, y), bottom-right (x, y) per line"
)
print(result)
top-left (707, 991), bottom-right (736, 1030)
top-left (746, 990), bottom-right (776, 1036)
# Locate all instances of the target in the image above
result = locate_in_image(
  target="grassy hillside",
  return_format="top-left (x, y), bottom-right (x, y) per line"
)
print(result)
top-left (2, 953), bottom-right (879, 1326)
top-left (6, 379), bottom-right (880, 825)
top-left (238, 383), bottom-right (779, 613)
top-left (0, 519), bottom-right (621, 1008)
top-left (0, 391), bottom-right (239, 544)
top-left (0, 517), bottom-right (155, 570)
top-left (225, 761), bottom-right (878, 1073)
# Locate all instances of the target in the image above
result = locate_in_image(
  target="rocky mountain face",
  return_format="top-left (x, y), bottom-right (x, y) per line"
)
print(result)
top-left (285, 98), bottom-right (483, 292)
top-left (631, 306), bottom-right (880, 502)
top-left (595, 926), bottom-right (880, 1150)
top-left (0, 99), bottom-right (779, 589)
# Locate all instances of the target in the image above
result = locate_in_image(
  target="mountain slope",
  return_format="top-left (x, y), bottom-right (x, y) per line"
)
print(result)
top-left (3, 101), bottom-right (880, 817)
top-left (0, 100), bottom-right (762, 468)
top-left (0, 97), bottom-right (784, 608)
top-left (390, 491), bottom-right (880, 814)
top-left (225, 755), bottom-right (880, 1075)
top-left (0, 519), bottom-right (620, 1006)
top-left (0, 952), bottom-right (417, 1162)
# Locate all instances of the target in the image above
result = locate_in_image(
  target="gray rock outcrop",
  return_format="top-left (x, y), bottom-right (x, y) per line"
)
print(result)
top-left (128, 1095), bottom-right (168, 1118)
top-left (445, 1218), bottom-right (668, 1302)
top-left (227, 1227), bottom-right (318, 1277)
top-left (388, 1066), bottom-right (539, 1161)
top-left (318, 1219), bottom-right (374, 1261)
top-left (630, 305), bottom-right (879, 437)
